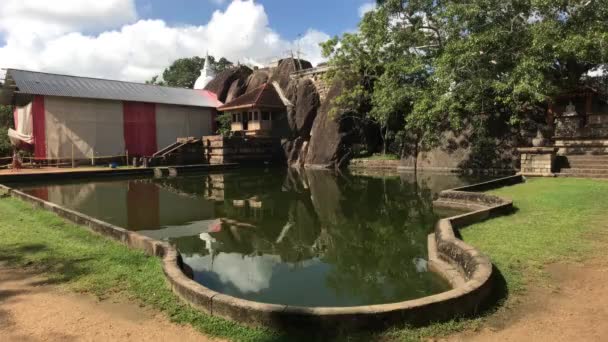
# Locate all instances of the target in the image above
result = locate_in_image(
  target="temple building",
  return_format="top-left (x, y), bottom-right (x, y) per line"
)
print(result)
top-left (218, 82), bottom-right (292, 136)
top-left (194, 55), bottom-right (216, 90)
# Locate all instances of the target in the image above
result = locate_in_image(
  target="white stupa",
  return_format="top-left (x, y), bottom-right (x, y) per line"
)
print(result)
top-left (193, 54), bottom-right (216, 90)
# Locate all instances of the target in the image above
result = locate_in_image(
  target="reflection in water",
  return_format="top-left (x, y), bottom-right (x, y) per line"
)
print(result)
top-left (19, 169), bottom-right (488, 307)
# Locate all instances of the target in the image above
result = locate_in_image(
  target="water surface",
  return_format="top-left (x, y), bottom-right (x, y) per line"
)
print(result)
top-left (18, 168), bottom-right (487, 307)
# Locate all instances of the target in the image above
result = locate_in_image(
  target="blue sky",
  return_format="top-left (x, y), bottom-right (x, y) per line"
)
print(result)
top-left (0, 0), bottom-right (374, 81)
top-left (136, 0), bottom-right (368, 40)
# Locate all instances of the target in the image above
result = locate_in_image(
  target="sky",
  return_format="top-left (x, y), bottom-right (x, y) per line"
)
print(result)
top-left (0, 0), bottom-right (377, 83)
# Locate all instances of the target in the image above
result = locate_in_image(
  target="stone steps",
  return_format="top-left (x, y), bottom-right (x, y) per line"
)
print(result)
top-left (554, 139), bottom-right (608, 147)
top-left (555, 154), bottom-right (608, 178)
top-left (554, 138), bottom-right (608, 155)
top-left (556, 172), bottom-right (608, 179)
top-left (558, 146), bottom-right (608, 155)
top-left (559, 168), bottom-right (608, 175)
top-left (562, 163), bottom-right (608, 169)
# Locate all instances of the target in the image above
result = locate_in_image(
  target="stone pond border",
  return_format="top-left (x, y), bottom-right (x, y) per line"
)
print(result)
top-left (0, 172), bottom-right (524, 331)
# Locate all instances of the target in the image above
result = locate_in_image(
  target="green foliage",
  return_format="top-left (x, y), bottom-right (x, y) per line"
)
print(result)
top-left (147, 56), bottom-right (234, 88)
top-left (216, 112), bottom-right (232, 136)
top-left (325, 0), bottom-right (608, 156)
top-left (0, 105), bottom-right (13, 157)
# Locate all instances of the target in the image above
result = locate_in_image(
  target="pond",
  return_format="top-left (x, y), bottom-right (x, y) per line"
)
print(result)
top-left (17, 168), bottom-right (488, 307)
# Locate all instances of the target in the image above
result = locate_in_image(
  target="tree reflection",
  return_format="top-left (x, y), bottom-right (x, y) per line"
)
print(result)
top-left (170, 168), bottom-right (452, 305)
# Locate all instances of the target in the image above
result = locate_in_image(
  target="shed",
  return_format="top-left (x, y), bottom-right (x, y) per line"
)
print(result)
top-left (0, 69), bottom-right (222, 160)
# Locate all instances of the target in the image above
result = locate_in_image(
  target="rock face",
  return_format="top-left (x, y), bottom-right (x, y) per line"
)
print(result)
top-left (204, 66), bottom-right (252, 103)
top-left (286, 78), bottom-right (320, 137)
top-left (245, 69), bottom-right (270, 93)
top-left (204, 57), bottom-right (352, 169)
top-left (304, 81), bottom-right (352, 169)
top-left (225, 78), bottom-right (248, 103)
top-left (270, 58), bottom-right (313, 90)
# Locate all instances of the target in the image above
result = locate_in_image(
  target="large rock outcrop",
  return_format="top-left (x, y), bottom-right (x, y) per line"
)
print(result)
top-left (304, 81), bottom-right (352, 169)
top-left (269, 58), bottom-right (313, 90)
top-left (224, 78), bottom-right (247, 103)
top-left (204, 66), bottom-right (252, 103)
top-left (245, 69), bottom-right (270, 93)
top-left (295, 80), bottom-right (320, 137)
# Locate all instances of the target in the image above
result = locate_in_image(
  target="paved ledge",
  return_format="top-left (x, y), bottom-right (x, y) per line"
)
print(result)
top-left (349, 159), bottom-right (400, 170)
top-left (0, 163), bottom-right (238, 184)
top-left (0, 173), bottom-right (525, 332)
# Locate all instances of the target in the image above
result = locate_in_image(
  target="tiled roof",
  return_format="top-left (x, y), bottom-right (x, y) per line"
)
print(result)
top-left (218, 83), bottom-right (287, 111)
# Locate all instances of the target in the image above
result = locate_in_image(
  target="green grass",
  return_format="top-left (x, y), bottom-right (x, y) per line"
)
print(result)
top-left (354, 153), bottom-right (401, 161)
top-left (387, 177), bottom-right (608, 341)
top-left (461, 177), bottom-right (608, 293)
top-left (0, 196), bottom-right (280, 342)
top-left (1, 178), bottom-right (608, 341)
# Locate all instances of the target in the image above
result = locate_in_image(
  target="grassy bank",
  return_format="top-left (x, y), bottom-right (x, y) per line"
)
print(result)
top-left (388, 177), bottom-right (608, 340)
top-left (1, 178), bottom-right (607, 341)
top-left (0, 196), bottom-right (278, 342)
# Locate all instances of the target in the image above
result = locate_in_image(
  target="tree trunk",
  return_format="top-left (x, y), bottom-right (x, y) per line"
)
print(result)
top-left (383, 123), bottom-right (389, 156)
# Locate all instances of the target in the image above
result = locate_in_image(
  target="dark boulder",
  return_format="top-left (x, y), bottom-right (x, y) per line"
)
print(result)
top-left (269, 58), bottom-right (313, 91)
top-left (204, 65), bottom-right (252, 103)
top-left (225, 78), bottom-right (247, 103)
top-left (245, 69), bottom-right (270, 93)
top-left (289, 78), bottom-right (320, 138)
top-left (304, 81), bottom-right (353, 169)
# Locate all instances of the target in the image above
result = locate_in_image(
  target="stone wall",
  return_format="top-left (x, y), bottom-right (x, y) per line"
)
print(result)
top-left (202, 135), bottom-right (283, 165)
top-left (349, 158), bottom-right (399, 170)
top-left (517, 147), bottom-right (557, 176)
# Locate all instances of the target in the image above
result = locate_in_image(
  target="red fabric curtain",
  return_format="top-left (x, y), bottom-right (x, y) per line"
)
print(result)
top-left (32, 95), bottom-right (46, 159)
top-left (123, 102), bottom-right (157, 157)
top-left (127, 181), bottom-right (160, 230)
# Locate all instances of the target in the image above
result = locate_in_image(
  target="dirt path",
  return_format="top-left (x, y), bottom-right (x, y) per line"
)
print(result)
top-left (0, 263), bottom-right (220, 342)
top-left (448, 256), bottom-right (608, 342)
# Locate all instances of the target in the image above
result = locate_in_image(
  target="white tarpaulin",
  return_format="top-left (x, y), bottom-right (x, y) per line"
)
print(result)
top-left (155, 104), bottom-right (212, 150)
top-left (8, 102), bottom-right (34, 146)
top-left (45, 96), bottom-right (125, 159)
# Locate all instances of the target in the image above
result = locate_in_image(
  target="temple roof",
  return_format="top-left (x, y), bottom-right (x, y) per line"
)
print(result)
top-left (218, 82), bottom-right (289, 111)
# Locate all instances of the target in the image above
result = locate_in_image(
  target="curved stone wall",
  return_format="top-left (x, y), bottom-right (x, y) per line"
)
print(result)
top-left (0, 174), bottom-right (524, 331)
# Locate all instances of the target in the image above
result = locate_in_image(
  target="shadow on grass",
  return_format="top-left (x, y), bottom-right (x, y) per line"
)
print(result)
top-left (0, 243), bottom-right (94, 286)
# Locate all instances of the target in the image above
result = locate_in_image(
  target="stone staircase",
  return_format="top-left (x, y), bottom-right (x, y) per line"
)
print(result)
top-left (556, 154), bottom-right (608, 178)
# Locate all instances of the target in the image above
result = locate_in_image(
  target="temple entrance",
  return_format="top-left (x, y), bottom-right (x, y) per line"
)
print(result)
top-left (242, 112), bottom-right (249, 131)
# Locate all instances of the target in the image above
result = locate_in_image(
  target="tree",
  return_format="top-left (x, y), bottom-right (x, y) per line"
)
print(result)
top-left (321, 1), bottom-right (442, 156)
top-left (0, 105), bottom-right (13, 157)
top-left (323, 0), bottom-right (608, 161)
top-left (147, 55), bottom-right (234, 88)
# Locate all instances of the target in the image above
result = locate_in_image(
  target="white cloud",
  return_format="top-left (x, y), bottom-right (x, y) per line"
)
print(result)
top-left (0, 0), bottom-right (329, 82)
top-left (186, 253), bottom-right (280, 293)
top-left (358, 2), bottom-right (377, 18)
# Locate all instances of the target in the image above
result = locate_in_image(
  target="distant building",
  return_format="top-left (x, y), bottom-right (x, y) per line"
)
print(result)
top-left (0, 69), bottom-right (222, 161)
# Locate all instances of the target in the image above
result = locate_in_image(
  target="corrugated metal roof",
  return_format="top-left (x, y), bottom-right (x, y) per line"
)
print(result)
top-left (6, 69), bottom-right (221, 108)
